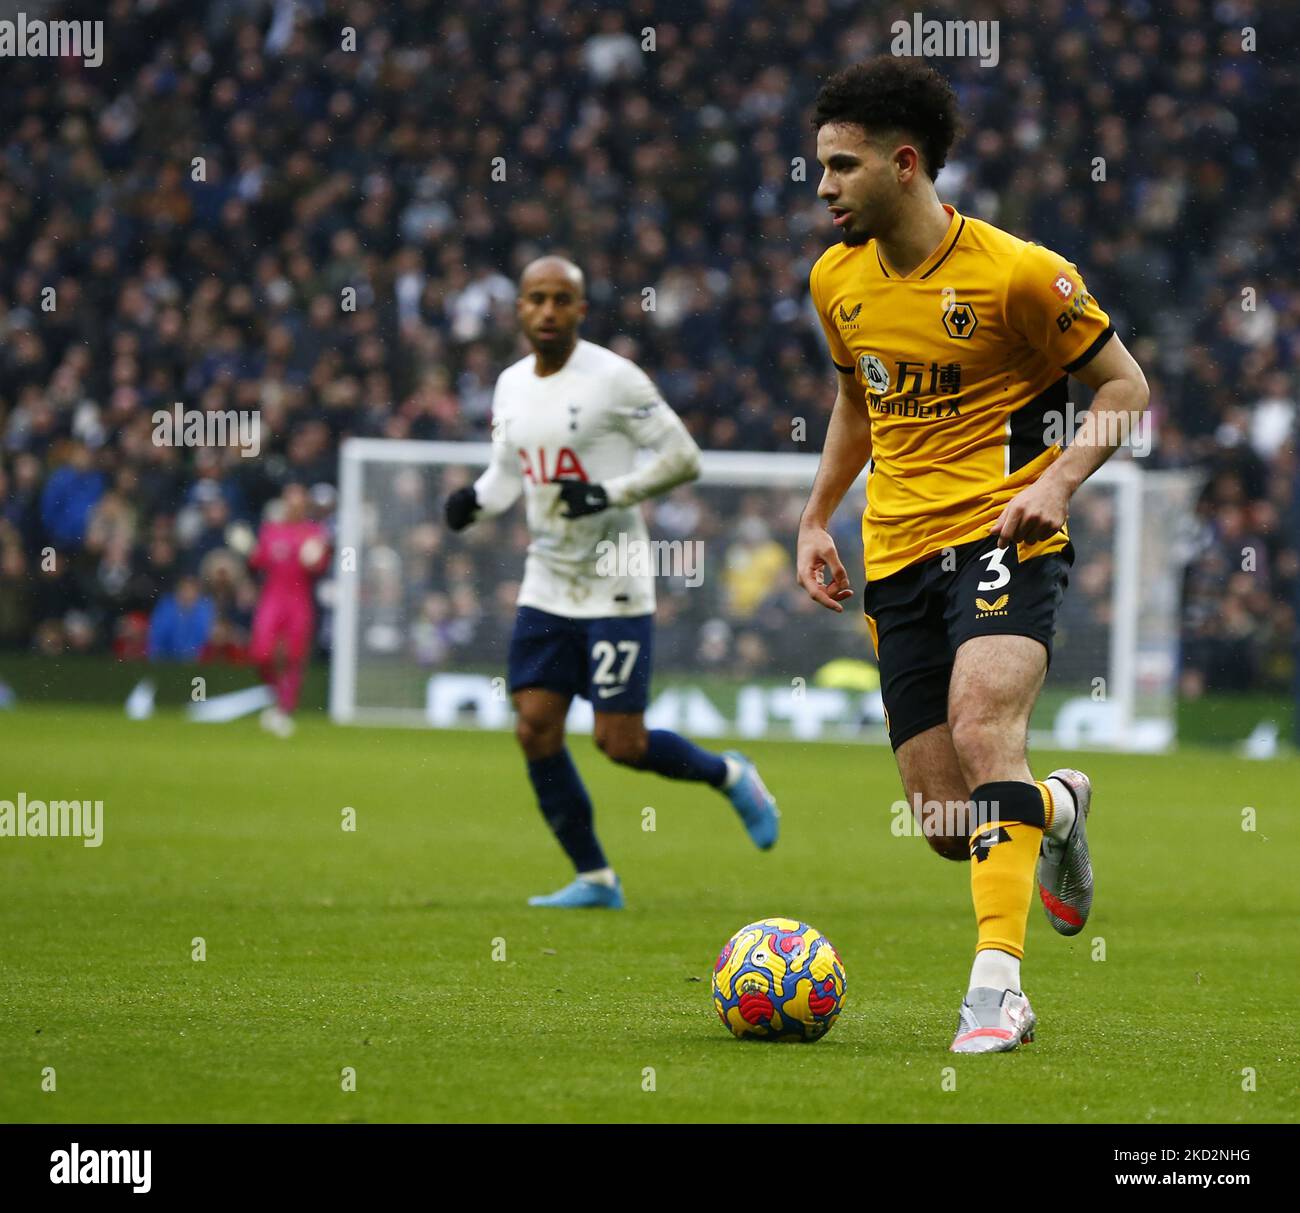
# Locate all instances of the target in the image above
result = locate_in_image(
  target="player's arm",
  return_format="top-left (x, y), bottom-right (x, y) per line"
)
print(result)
top-left (299, 531), bottom-right (331, 573)
top-left (246, 527), bottom-right (267, 570)
top-left (796, 369), bottom-right (870, 612)
top-left (602, 399), bottom-right (700, 505)
top-left (445, 392), bottom-right (522, 531)
top-left (797, 254), bottom-right (870, 612)
top-left (1037, 333), bottom-right (1148, 493)
top-left (557, 368), bottom-right (700, 519)
top-left (991, 248), bottom-right (1150, 548)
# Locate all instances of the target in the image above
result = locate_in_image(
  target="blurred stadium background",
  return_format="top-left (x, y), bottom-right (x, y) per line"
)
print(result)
top-left (1, 0), bottom-right (1297, 746)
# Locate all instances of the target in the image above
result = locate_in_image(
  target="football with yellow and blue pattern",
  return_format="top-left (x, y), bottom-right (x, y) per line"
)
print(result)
top-left (712, 918), bottom-right (846, 1041)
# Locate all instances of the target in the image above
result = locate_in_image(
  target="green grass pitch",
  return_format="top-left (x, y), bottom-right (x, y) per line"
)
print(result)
top-left (2, 704), bottom-right (1297, 1123)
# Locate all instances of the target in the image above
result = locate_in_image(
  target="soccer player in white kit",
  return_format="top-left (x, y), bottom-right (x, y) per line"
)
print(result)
top-left (444, 256), bottom-right (779, 908)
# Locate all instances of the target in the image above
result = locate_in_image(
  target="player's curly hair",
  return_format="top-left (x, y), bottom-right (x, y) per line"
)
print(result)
top-left (812, 57), bottom-right (960, 179)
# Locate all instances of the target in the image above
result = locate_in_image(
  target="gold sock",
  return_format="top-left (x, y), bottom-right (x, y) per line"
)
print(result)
top-left (1036, 780), bottom-right (1054, 831)
top-left (967, 782), bottom-right (1049, 960)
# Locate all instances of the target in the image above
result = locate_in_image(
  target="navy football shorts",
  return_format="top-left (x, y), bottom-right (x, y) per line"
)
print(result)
top-left (507, 605), bottom-right (654, 713)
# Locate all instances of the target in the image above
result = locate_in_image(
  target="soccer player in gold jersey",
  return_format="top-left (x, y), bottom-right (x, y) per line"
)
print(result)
top-left (796, 58), bottom-right (1150, 1052)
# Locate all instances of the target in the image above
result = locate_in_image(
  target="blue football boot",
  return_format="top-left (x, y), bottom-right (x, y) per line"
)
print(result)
top-left (527, 875), bottom-right (625, 909)
top-left (721, 751), bottom-right (780, 850)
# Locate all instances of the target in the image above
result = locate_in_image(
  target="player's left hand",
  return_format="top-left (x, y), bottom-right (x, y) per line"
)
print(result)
top-left (557, 480), bottom-right (609, 519)
top-left (224, 521), bottom-right (256, 556)
top-left (989, 478), bottom-right (1070, 549)
top-left (299, 536), bottom-right (327, 568)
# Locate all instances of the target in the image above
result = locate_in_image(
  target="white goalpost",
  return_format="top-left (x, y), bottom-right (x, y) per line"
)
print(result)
top-left (331, 437), bottom-right (1199, 751)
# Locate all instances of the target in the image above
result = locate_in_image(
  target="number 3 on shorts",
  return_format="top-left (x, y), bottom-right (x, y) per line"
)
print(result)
top-left (977, 547), bottom-right (1011, 592)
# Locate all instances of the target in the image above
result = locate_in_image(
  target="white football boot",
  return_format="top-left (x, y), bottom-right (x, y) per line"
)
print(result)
top-left (1038, 768), bottom-right (1093, 936)
top-left (259, 706), bottom-right (296, 738)
top-left (950, 987), bottom-right (1037, 1053)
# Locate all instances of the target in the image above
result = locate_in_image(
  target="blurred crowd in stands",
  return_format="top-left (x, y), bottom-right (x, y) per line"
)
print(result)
top-left (0, 0), bottom-right (1295, 696)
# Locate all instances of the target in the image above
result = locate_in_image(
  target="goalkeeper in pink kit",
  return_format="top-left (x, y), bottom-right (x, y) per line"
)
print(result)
top-left (247, 483), bottom-right (330, 737)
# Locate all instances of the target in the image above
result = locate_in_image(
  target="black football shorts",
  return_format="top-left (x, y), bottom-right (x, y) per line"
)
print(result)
top-left (863, 535), bottom-right (1074, 750)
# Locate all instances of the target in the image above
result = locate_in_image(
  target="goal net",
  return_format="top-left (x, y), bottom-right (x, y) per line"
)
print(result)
top-left (331, 439), bottom-right (1199, 751)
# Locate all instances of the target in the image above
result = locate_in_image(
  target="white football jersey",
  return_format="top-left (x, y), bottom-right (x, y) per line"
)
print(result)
top-left (473, 339), bottom-right (701, 619)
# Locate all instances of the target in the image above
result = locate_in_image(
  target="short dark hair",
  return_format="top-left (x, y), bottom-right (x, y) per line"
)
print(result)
top-left (812, 57), bottom-right (960, 179)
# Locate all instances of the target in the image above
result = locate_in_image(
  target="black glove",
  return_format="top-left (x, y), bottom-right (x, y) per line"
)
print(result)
top-left (557, 480), bottom-right (609, 519)
top-left (444, 486), bottom-right (479, 532)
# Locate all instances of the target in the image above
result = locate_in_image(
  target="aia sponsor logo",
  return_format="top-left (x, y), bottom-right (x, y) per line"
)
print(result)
top-left (518, 447), bottom-right (587, 482)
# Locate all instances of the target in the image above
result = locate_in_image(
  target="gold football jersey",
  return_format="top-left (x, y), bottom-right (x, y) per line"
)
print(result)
top-left (810, 204), bottom-right (1113, 579)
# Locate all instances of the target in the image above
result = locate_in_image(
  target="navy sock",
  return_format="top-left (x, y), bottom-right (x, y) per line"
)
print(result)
top-left (638, 730), bottom-right (728, 787)
top-left (526, 749), bottom-right (607, 873)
